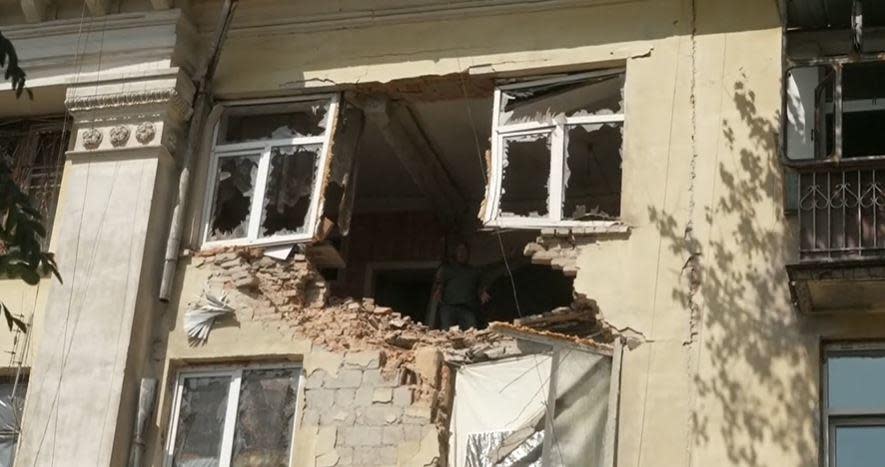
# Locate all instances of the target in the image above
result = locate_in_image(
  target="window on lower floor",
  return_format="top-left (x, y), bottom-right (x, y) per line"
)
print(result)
top-left (0, 377), bottom-right (27, 467)
top-left (483, 69), bottom-right (625, 228)
top-left (166, 366), bottom-right (300, 467)
top-left (202, 95), bottom-right (341, 247)
top-left (824, 344), bottom-right (885, 467)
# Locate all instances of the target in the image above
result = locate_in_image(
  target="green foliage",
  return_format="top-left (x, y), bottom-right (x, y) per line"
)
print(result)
top-left (0, 158), bottom-right (60, 333)
top-left (0, 30), bottom-right (30, 99)
top-left (0, 30), bottom-right (46, 333)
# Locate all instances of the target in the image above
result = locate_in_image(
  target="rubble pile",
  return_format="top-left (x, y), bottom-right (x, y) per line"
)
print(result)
top-left (191, 247), bottom-right (512, 375)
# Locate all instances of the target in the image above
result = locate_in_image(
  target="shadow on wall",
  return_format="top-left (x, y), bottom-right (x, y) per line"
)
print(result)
top-left (649, 77), bottom-right (817, 466)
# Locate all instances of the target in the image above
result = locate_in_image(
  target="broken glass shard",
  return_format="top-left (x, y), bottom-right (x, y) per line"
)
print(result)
top-left (499, 73), bottom-right (624, 127)
top-left (172, 376), bottom-right (231, 467)
top-left (563, 123), bottom-right (622, 220)
top-left (219, 100), bottom-right (330, 144)
top-left (259, 144), bottom-right (321, 238)
top-left (208, 154), bottom-right (259, 241)
top-left (499, 133), bottom-right (551, 217)
top-left (230, 368), bottom-right (299, 467)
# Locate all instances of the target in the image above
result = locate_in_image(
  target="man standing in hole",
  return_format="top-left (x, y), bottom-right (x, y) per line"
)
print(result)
top-left (431, 242), bottom-right (491, 331)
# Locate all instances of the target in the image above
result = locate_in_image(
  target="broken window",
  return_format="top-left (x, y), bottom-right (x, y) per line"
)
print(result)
top-left (0, 378), bottom-right (27, 467)
top-left (166, 366), bottom-right (300, 467)
top-left (203, 96), bottom-right (340, 247)
top-left (484, 70), bottom-right (624, 228)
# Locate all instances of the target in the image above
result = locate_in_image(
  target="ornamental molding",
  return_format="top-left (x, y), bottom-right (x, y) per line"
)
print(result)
top-left (81, 128), bottom-right (103, 150)
top-left (136, 122), bottom-right (157, 145)
top-left (65, 88), bottom-right (192, 122)
top-left (109, 126), bottom-right (131, 147)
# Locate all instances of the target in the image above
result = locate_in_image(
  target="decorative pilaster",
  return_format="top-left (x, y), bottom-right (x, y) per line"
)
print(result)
top-left (16, 69), bottom-right (194, 467)
top-left (64, 69), bottom-right (195, 157)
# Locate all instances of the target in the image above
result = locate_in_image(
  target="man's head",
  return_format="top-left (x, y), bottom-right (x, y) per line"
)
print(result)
top-left (454, 242), bottom-right (470, 265)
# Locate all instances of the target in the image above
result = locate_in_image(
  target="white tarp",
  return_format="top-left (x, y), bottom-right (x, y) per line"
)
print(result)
top-left (546, 349), bottom-right (611, 466)
top-left (449, 354), bottom-right (552, 467)
top-left (450, 346), bottom-right (614, 467)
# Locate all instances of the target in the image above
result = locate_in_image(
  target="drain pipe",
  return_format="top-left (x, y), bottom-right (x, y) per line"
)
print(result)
top-left (159, 0), bottom-right (238, 301)
top-left (128, 378), bottom-right (158, 467)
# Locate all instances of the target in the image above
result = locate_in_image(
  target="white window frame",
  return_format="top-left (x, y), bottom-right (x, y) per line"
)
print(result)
top-left (484, 69), bottom-right (625, 229)
top-left (164, 363), bottom-right (303, 467)
top-left (822, 341), bottom-right (885, 467)
top-left (201, 94), bottom-right (340, 249)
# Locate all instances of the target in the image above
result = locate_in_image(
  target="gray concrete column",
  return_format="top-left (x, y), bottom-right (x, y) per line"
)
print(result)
top-left (16, 69), bottom-right (194, 467)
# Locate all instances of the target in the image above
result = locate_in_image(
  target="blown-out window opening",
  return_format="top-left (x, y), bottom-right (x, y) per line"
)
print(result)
top-left (201, 94), bottom-right (340, 248)
top-left (484, 70), bottom-right (625, 229)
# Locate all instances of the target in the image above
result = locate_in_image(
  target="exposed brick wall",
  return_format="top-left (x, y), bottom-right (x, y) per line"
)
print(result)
top-left (300, 349), bottom-right (441, 466)
top-left (189, 247), bottom-right (528, 467)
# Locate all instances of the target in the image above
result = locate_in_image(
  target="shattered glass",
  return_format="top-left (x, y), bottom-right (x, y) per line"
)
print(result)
top-left (259, 145), bottom-right (321, 238)
top-left (230, 369), bottom-right (299, 467)
top-left (563, 123), bottom-right (623, 220)
top-left (499, 133), bottom-right (551, 217)
top-left (219, 100), bottom-right (329, 144)
top-left (172, 376), bottom-right (231, 467)
top-left (498, 73), bottom-right (624, 127)
top-left (0, 381), bottom-right (25, 467)
top-left (0, 382), bottom-right (25, 434)
top-left (0, 436), bottom-right (14, 467)
top-left (208, 155), bottom-right (260, 241)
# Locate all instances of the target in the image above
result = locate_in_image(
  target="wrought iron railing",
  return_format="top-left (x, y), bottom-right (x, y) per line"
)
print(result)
top-left (798, 166), bottom-right (885, 260)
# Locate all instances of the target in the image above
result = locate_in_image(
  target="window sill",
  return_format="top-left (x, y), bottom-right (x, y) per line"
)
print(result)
top-left (483, 220), bottom-right (629, 236)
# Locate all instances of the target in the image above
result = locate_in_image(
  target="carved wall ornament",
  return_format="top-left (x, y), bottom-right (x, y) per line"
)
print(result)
top-left (136, 122), bottom-right (157, 144)
top-left (81, 128), bottom-right (103, 149)
top-left (109, 125), bottom-right (131, 147)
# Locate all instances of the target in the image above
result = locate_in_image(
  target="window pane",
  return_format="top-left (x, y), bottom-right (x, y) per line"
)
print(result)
top-left (259, 145), bottom-right (321, 238)
top-left (563, 123), bottom-right (622, 220)
top-left (499, 133), bottom-right (551, 218)
top-left (219, 101), bottom-right (329, 144)
top-left (499, 73), bottom-right (623, 127)
top-left (828, 354), bottom-right (885, 411)
top-left (835, 425), bottom-right (885, 467)
top-left (843, 62), bottom-right (885, 158)
top-left (208, 155), bottom-right (260, 241)
top-left (172, 376), bottom-right (231, 467)
top-left (0, 381), bottom-right (26, 433)
top-left (0, 436), bottom-right (15, 467)
top-left (231, 369), bottom-right (299, 467)
top-left (784, 65), bottom-right (835, 161)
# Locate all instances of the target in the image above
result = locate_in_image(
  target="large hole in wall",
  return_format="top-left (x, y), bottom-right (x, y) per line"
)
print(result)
top-left (309, 76), bottom-right (585, 329)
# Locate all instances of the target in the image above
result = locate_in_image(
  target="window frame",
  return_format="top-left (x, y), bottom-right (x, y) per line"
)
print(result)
top-left (200, 94), bottom-right (340, 249)
top-left (782, 56), bottom-right (885, 167)
top-left (484, 69), bottom-right (626, 229)
top-left (164, 363), bottom-right (303, 467)
top-left (821, 341), bottom-right (885, 467)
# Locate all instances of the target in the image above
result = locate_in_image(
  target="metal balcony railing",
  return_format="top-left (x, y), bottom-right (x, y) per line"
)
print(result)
top-left (798, 166), bottom-right (885, 260)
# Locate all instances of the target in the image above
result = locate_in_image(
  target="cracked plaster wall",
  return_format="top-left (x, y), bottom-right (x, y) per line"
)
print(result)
top-left (137, 1), bottom-right (885, 467)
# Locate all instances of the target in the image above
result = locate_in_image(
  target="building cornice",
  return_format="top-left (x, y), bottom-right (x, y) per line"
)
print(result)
top-left (226, 0), bottom-right (640, 36)
top-left (3, 10), bottom-right (182, 40)
top-left (65, 88), bottom-right (192, 119)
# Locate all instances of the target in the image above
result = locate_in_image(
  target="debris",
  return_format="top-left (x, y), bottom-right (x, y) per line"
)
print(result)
top-left (184, 292), bottom-right (235, 344)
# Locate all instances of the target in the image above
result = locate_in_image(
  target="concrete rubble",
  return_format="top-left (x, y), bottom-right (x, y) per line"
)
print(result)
top-left (189, 245), bottom-right (612, 466)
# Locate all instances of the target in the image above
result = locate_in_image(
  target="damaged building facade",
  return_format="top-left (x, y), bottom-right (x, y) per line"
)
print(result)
top-left (2, 0), bottom-right (882, 465)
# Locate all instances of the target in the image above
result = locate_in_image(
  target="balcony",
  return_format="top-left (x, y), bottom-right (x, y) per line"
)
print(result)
top-left (788, 164), bottom-right (885, 314)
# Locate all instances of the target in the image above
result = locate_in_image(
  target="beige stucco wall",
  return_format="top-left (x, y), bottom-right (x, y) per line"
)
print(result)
top-left (164, 0), bottom-right (820, 466)
top-left (12, 0), bottom-right (885, 465)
